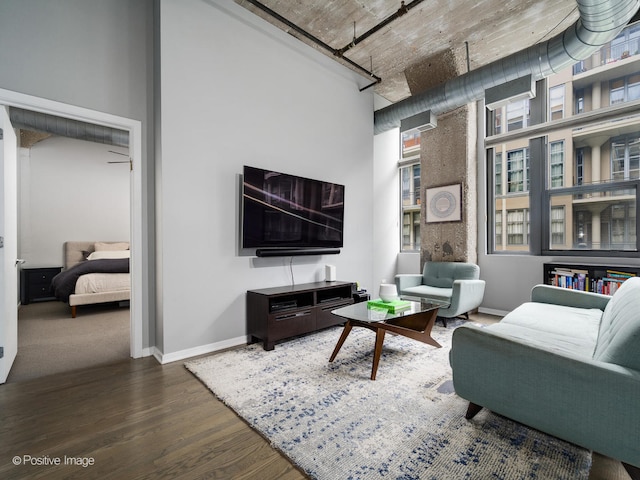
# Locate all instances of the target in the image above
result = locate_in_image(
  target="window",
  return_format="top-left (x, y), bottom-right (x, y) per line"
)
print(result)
top-left (611, 134), bottom-right (640, 181)
top-left (400, 163), bottom-right (421, 251)
top-left (610, 74), bottom-right (640, 105)
top-left (507, 148), bottom-right (529, 193)
top-left (494, 109), bottom-right (502, 135)
top-left (574, 88), bottom-right (585, 114)
top-left (609, 22), bottom-right (640, 61)
top-left (495, 210), bottom-right (502, 250)
top-left (494, 152), bottom-right (502, 196)
top-left (550, 141), bottom-right (564, 188)
top-left (507, 209), bottom-right (529, 245)
top-left (549, 85), bottom-right (565, 120)
top-left (402, 211), bottom-right (421, 251)
top-left (487, 100), bottom-right (530, 135)
top-left (402, 131), bottom-right (420, 151)
top-left (487, 64), bottom-right (640, 256)
top-left (551, 206), bottom-right (565, 245)
top-left (506, 100), bottom-right (530, 131)
top-left (609, 203), bottom-right (636, 249)
top-left (548, 187), bottom-right (637, 251)
top-left (401, 163), bottom-right (421, 206)
top-left (575, 148), bottom-right (584, 186)
top-left (400, 128), bottom-right (421, 252)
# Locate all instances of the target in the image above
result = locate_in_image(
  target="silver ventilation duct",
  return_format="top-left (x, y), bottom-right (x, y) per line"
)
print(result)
top-left (9, 107), bottom-right (129, 147)
top-left (374, 0), bottom-right (640, 134)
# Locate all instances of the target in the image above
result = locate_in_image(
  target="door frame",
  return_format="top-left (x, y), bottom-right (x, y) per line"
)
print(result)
top-left (1, 105), bottom-right (19, 382)
top-left (0, 88), bottom-right (144, 358)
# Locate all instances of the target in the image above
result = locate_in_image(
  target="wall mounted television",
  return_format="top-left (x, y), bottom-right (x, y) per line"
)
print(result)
top-left (242, 165), bottom-right (344, 255)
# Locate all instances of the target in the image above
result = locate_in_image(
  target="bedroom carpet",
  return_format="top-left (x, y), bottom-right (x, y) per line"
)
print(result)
top-left (6, 301), bottom-right (130, 383)
top-left (186, 321), bottom-right (593, 480)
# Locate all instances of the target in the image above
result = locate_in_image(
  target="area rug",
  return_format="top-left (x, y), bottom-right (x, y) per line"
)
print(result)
top-left (185, 322), bottom-right (591, 479)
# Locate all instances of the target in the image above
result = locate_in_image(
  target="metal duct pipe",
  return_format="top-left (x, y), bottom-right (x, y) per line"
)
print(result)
top-left (374, 0), bottom-right (640, 134)
top-left (9, 107), bottom-right (129, 147)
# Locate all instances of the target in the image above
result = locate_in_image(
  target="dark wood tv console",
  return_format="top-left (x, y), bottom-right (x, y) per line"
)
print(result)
top-left (247, 281), bottom-right (356, 350)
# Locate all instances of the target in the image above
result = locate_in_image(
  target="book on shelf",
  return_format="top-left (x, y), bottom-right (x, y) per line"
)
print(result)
top-left (550, 269), bottom-right (589, 291)
top-left (547, 264), bottom-right (640, 295)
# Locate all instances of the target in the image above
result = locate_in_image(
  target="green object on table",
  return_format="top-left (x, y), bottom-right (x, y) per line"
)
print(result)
top-left (367, 298), bottom-right (411, 313)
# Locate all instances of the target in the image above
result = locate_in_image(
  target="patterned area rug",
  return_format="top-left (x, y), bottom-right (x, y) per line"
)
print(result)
top-left (185, 322), bottom-right (591, 479)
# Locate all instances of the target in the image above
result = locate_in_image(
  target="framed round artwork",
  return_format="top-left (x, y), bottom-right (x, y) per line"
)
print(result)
top-left (425, 183), bottom-right (462, 223)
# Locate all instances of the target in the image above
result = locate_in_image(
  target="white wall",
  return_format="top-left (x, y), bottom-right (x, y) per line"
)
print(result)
top-left (373, 128), bottom-right (402, 295)
top-left (19, 136), bottom-right (130, 268)
top-left (158, 0), bottom-right (375, 356)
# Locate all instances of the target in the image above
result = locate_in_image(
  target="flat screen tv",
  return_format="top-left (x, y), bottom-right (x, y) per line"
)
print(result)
top-left (242, 165), bottom-right (345, 251)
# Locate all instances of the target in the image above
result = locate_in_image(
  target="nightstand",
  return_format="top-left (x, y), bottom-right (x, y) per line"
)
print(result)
top-left (20, 267), bottom-right (63, 304)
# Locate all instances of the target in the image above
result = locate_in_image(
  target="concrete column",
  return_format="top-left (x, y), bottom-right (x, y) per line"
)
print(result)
top-left (592, 144), bottom-right (601, 183)
top-left (592, 211), bottom-right (601, 250)
top-left (592, 81), bottom-right (601, 110)
top-left (405, 49), bottom-right (477, 265)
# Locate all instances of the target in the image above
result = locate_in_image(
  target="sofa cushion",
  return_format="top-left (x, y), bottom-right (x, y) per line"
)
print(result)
top-left (490, 302), bottom-right (602, 357)
top-left (593, 277), bottom-right (640, 370)
top-left (402, 285), bottom-right (452, 302)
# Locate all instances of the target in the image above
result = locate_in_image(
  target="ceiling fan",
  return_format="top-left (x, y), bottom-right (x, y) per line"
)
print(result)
top-left (108, 150), bottom-right (132, 171)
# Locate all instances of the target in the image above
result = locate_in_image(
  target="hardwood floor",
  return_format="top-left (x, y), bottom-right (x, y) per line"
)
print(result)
top-left (0, 357), bottom-right (306, 480)
top-left (0, 338), bottom-right (632, 479)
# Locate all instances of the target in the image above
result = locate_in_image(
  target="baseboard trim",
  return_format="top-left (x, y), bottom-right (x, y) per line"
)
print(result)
top-left (153, 336), bottom-right (249, 364)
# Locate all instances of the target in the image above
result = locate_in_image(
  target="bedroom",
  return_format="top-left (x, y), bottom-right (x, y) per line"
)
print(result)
top-left (11, 132), bottom-right (131, 381)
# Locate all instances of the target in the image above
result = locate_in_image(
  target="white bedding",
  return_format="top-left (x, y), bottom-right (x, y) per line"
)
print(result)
top-left (74, 273), bottom-right (130, 294)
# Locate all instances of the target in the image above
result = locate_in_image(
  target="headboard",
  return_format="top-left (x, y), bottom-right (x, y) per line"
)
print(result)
top-left (63, 241), bottom-right (129, 269)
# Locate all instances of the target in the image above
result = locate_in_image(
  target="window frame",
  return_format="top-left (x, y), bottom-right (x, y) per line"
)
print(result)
top-left (486, 76), bottom-right (640, 257)
top-left (549, 85), bottom-right (565, 120)
top-left (543, 181), bottom-right (639, 254)
top-left (549, 140), bottom-right (565, 188)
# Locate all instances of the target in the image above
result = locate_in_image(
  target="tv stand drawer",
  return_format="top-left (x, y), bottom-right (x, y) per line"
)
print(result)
top-left (269, 309), bottom-right (316, 338)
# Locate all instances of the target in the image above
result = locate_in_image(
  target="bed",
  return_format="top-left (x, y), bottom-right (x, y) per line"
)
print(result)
top-left (51, 241), bottom-right (131, 318)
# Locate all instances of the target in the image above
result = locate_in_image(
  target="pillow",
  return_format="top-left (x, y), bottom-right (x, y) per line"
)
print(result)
top-left (87, 250), bottom-right (130, 260)
top-left (94, 242), bottom-right (129, 251)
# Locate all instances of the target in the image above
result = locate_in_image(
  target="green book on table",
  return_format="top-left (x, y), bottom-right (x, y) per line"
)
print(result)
top-left (367, 298), bottom-right (411, 313)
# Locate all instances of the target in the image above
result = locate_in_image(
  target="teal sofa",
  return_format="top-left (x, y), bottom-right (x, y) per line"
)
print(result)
top-left (395, 261), bottom-right (485, 324)
top-left (450, 277), bottom-right (640, 478)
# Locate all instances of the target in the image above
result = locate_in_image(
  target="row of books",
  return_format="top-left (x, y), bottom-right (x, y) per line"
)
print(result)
top-left (549, 268), bottom-right (636, 294)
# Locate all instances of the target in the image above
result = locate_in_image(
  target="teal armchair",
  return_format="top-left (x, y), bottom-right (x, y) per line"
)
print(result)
top-left (395, 261), bottom-right (485, 325)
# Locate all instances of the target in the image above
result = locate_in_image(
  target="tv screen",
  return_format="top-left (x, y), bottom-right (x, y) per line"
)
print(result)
top-left (242, 165), bottom-right (345, 249)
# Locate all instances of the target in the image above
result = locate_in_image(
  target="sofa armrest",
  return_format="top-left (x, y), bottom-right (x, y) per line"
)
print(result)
top-left (531, 284), bottom-right (610, 310)
top-left (450, 324), bottom-right (640, 466)
top-left (439, 279), bottom-right (485, 318)
top-left (395, 274), bottom-right (423, 293)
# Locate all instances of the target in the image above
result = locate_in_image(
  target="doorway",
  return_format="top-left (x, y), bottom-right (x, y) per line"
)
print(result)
top-left (0, 88), bottom-right (144, 382)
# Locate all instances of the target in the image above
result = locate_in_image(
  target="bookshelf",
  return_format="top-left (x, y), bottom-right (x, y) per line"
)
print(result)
top-left (543, 263), bottom-right (640, 295)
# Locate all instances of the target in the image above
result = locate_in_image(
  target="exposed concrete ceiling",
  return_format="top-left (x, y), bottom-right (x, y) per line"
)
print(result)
top-left (236, 0), bottom-right (582, 103)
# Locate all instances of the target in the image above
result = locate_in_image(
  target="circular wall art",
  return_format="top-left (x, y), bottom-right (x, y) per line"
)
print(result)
top-left (425, 184), bottom-right (462, 223)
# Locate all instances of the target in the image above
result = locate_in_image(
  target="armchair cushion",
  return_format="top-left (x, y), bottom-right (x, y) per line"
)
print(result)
top-left (400, 285), bottom-right (452, 302)
top-left (422, 261), bottom-right (479, 287)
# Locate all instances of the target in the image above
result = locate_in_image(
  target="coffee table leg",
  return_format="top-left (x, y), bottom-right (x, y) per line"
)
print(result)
top-left (370, 328), bottom-right (386, 380)
top-left (329, 321), bottom-right (353, 362)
